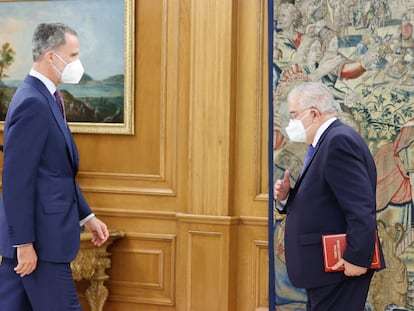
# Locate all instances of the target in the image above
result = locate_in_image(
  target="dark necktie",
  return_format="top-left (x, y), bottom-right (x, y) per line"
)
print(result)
top-left (301, 144), bottom-right (314, 174)
top-left (54, 90), bottom-right (66, 121)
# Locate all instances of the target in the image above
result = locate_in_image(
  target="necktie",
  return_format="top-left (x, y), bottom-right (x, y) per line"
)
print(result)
top-left (54, 90), bottom-right (66, 121)
top-left (301, 144), bottom-right (314, 174)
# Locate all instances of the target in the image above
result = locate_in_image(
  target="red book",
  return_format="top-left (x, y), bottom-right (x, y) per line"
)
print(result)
top-left (321, 232), bottom-right (380, 272)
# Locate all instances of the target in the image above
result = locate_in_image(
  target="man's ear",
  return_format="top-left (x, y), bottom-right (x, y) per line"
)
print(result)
top-left (45, 51), bottom-right (55, 63)
top-left (310, 108), bottom-right (321, 122)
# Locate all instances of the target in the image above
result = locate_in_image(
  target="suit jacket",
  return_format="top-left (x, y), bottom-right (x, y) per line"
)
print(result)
top-left (281, 119), bottom-right (385, 289)
top-left (0, 75), bottom-right (92, 263)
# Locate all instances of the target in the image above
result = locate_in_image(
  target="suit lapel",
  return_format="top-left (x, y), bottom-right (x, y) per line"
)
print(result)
top-left (293, 145), bottom-right (318, 191)
top-left (24, 76), bottom-right (76, 167)
top-left (50, 98), bottom-right (77, 169)
top-left (293, 120), bottom-right (341, 189)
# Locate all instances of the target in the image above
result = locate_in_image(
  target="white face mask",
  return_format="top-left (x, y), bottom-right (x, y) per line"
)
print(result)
top-left (53, 52), bottom-right (84, 84)
top-left (285, 110), bottom-right (312, 143)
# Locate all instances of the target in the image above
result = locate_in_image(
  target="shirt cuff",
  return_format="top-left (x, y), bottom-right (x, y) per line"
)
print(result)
top-left (80, 213), bottom-right (95, 226)
top-left (13, 243), bottom-right (32, 247)
top-left (276, 198), bottom-right (288, 211)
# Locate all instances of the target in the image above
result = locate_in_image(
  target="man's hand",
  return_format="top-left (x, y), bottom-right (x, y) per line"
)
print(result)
top-left (84, 216), bottom-right (109, 247)
top-left (274, 170), bottom-right (291, 201)
top-left (14, 243), bottom-right (38, 277)
top-left (332, 258), bottom-right (367, 276)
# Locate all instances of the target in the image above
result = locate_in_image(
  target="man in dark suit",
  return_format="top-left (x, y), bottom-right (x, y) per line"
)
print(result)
top-left (0, 23), bottom-right (109, 310)
top-left (274, 81), bottom-right (385, 311)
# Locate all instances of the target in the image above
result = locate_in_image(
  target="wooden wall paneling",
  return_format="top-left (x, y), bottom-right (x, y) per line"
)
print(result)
top-left (237, 217), bottom-right (268, 311)
top-left (234, 0), bottom-right (270, 307)
top-left (187, 0), bottom-right (238, 216)
top-left (98, 0), bottom-right (270, 310)
top-left (107, 233), bottom-right (176, 305)
top-left (234, 0), bottom-right (269, 218)
top-left (99, 211), bottom-right (178, 311)
top-left (76, 0), bottom-right (185, 212)
top-left (177, 214), bottom-right (239, 311)
top-left (0, 0), bottom-right (273, 310)
top-left (253, 239), bottom-right (270, 310)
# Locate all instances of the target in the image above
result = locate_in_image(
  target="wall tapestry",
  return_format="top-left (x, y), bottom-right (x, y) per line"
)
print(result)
top-left (270, 0), bottom-right (414, 310)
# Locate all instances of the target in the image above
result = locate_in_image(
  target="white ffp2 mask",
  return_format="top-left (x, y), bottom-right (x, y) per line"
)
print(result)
top-left (285, 110), bottom-right (312, 143)
top-left (53, 52), bottom-right (84, 84)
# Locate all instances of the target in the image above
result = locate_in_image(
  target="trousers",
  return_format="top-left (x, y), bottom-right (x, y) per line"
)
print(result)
top-left (0, 257), bottom-right (82, 311)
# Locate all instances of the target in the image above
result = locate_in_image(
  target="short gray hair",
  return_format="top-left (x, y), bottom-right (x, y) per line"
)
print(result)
top-left (287, 82), bottom-right (338, 115)
top-left (32, 23), bottom-right (78, 61)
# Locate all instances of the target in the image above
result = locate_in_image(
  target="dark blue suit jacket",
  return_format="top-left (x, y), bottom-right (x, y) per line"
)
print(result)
top-left (282, 119), bottom-right (385, 289)
top-left (0, 75), bottom-right (92, 263)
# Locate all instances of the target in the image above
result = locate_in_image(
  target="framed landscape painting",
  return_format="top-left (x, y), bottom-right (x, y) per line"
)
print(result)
top-left (0, 0), bottom-right (134, 134)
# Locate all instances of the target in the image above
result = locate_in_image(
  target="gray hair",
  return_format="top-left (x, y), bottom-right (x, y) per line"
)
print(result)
top-left (287, 82), bottom-right (338, 115)
top-left (32, 23), bottom-right (78, 62)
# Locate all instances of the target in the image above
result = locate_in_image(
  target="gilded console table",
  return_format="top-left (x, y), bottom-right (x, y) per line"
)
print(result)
top-left (71, 230), bottom-right (124, 311)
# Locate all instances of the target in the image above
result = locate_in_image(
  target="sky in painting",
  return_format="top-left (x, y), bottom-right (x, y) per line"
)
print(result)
top-left (0, 0), bottom-right (125, 81)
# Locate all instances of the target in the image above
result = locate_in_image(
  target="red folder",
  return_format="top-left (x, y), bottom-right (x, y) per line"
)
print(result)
top-left (322, 232), bottom-right (380, 272)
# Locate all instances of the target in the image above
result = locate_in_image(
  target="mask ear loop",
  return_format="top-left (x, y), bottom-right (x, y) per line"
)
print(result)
top-left (299, 109), bottom-right (311, 121)
top-left (302, 109), bottom-right (316, 134)
top-left (51, 59), bottom-right (64, 77)
top-left (52, 51), bottom-right (69, 66)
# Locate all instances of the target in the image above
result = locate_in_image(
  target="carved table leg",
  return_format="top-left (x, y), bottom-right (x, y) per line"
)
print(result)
top-left (72, 231), bottom-right (124, 311)
top-left (85, 253), bottom-right (111, 311)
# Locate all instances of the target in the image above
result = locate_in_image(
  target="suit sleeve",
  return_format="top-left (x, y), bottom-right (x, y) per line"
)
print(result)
top-left (75, 182), bottom-right (93, 220)
top-left (324, 133), bottom-right (377, 268)
top-left (69, 132), bottom-right (93, 221)
top-left (2, 97), bottom-right (49, 246)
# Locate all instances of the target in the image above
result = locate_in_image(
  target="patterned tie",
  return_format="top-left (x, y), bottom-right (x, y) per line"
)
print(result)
top-left (54, 90), bottom-right (66, 121)
top-left (301, 144), bottom-right (314, 174)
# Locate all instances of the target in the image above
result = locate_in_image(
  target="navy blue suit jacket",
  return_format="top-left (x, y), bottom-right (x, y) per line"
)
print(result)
top-left (281, 119), bottom-right (385, 289)
top-left (0, 75), bottom-right (92, 263)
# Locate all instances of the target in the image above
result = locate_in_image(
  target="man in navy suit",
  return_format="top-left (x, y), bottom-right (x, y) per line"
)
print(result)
top-left (0, 23), bottom-right (109, 310)
top-left (274, 82), bottom-right (385, 311)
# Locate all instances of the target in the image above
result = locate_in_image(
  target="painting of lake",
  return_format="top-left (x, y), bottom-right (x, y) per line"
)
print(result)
top-left (2, 78), bottom-right (124, 123)
top-left (0, 0), bottom-right (134, 133)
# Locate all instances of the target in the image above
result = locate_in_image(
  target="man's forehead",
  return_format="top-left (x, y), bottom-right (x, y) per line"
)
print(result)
top-left (60, 33), bottom-right (80, 55)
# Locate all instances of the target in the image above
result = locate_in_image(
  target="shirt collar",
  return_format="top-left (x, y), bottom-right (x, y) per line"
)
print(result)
top-left (29, 69), bottom-right (57, 96)
top-left (311, 117), bottom-right (337, 147)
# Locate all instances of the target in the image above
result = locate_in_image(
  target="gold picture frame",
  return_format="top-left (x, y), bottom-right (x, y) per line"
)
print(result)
top-left (0, 0), bottom-right (135, 135)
